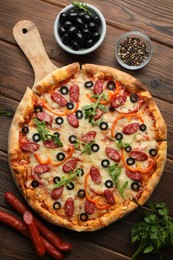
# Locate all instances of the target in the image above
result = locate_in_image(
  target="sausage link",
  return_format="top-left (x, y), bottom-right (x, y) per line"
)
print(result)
top-left (94, 80), bottom-right (103, 95)
top-left (67, 113), bottom-right (79, 128)
top-left (69, 84), bottom-right (79, 102)
top-left (21, 142), bottom-right (39, 152)
top-left (23, 211), bottom-right (46, 257)
top-left (51, 92), bottom-right (68, 106)
top-left (0, 209), bottom-right (63, 259)
top-left (90, 167), bottom-right (102, 184)
top-left (5, 192), bottom-right (72, 252)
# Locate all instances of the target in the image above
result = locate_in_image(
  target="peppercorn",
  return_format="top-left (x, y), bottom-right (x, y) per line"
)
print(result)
top-left (118, 37), bottom-right (149, 66)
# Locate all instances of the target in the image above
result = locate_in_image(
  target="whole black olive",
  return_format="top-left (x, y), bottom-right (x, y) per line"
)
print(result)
top-left (88, 22), bottom-right (98, 32)
top-left (59, 12), bottom-right (68, 23)
top-left (60, 86), bottom-right (69, 95)
top-left (75, 31), bottom-right (84, 45)
top-left (62, 33), bottom-right (70, 45)
top-left (92, 31), bottom-right (100, 42)
top-left (68, 11), bottom-right (78, 20)
top-left (66, 102), bottom-right (74, 110)
top-left (75, 17), bottom-right (85, 30)
top-left (92, 15), bottom-right (101, 25)
top-left (82, 28), bottom-right (91, 40)
top-left (67, 25), bottom-right (78, 37)
top-left (83, 14), bottom-right (91, 23)
top-left (64, 20), bottom-right (72, 30)
top-left (85, 38), bottom-right (94, 48)
top-left (71, 40), bottom-right (80, 50)
top-left (58, 26), bottom-right (66, 37)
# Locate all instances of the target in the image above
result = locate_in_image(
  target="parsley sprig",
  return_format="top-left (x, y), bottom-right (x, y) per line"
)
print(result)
top-left (82, 91), bottom-right (108, 125)
top-left (108, 164), bottom-right (128, 199)
top-left (34, 118), bottom-right (63, 147)
top-left (131, 201), bottom-right (173, 259)
top-left (74, 138), bottom-right (96, 154)
top-left (54, 168), bottom-right (82, 188)
top-left (72, 1), bottom-right (92, 16)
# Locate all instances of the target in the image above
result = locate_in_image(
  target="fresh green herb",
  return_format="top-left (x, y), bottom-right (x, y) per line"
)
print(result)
top-left (82, 91), bottom-right (108, 125)
top-left (130, 201), bottom-right (173, 260)
top-left (117, 140), bottom-right (130, 149)
top-left (34, 118), bottom-right (63, 147)
top-left (72, 1), bottom-right (92, 16)
top-left (108, 164), bottom-right (128, 199)
top-left (54, 168), bottom-right (81, 188)
top-left (0, 109), bottom-right (13, 117)
top-left (73, 138), bottom-right (95, 155)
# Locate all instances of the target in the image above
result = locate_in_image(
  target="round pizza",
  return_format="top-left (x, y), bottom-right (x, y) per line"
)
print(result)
top-left (8, 63), bottom-right (167, 231)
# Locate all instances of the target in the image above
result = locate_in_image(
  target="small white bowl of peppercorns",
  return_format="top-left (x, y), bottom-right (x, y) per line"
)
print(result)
top-left (115, 31), bottom-right (153, 70)
top-left (54, 2), bottom-right (106, 55)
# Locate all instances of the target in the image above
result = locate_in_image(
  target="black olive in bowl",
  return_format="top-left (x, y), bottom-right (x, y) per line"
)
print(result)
top-left (54, 3), bottom-right (106, 55)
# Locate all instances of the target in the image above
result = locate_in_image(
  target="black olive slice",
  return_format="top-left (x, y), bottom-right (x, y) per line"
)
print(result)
top-left (126, 157), bottom-right (135, 165)
top-left (77, 189), bottom-right (86, 198)
top-left (101, 159), bottom-right (110, 168)
top-left (60, 86), bottom-right (69, 95)
top-left (53, 176), bottom-right (61, 184)
top-left (34, 106), bottom-right (43, 113)
top-left (149, 148), bottom-right (157, 156)
top-left (91, 143), bottom-right (100, 152)
top-left (32, 133), bottom-right (41, 142)
top-left (66, 182), bottom-right (74, 190)
top-left (31, 180), bottom-right (39, 188)
top-left (22, 126), bottom-right (29, 134)
top-left (54, 132), bottom-right (60, 138)
top-left (140, 124), bottom-right (147, 131)
top-left (109, 106), bottom-right (115, 112)
top-left (100, 122), bottom-right (108, 130)
top-left (77, 168), bottom-right (84, 176)
top-left (130, 94), bottom-right (139, 103)
top-left (107, 81), bottom-right (116, 91)
top-left (84, 81), bottom-right (94, 88)
top-left (125, 145), bottom-right (132, 153)
top-left (53, 201), bottom-right (61, 210)
top-left (105, 180), bottom-right (113, 188)
top-left (56, 152), bottom-right (65, 161)
top-left (115, 132), bottom-right (123, 140)
top-left (55, 117), bottom-right (64, 125)
top-left (76, 110), bottom-right (83, 119)
top-left (80, 212), bottom-right (88, 221)
top-left (68, 135), bottom-right (77, 144)
top-left (131, 182), bottom-right (140, 191)
top-left (66, 102), bottom-right (74, 110)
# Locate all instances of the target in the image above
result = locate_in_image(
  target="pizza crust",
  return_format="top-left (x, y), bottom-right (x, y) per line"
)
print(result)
top-left (33, 62), bottom-right (80, 95)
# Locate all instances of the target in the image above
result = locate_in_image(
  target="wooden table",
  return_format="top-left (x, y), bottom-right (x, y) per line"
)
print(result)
top-left (0, 0), bottom-right (173, 259)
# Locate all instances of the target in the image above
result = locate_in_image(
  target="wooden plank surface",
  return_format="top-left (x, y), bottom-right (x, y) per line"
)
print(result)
top-left (0, 0), bottom-right (173, 259)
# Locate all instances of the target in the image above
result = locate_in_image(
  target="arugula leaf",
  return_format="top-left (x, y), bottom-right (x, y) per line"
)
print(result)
top-left (108, 164), bottom-right (128, 199)
top-left (0, 109), bottom-right (13, 117)
top-left (117, 140), bottom-right (130, 149)
top-left (82, 90), bottom-right (107, 125)
top-left (130, 202), bottom-right (173, 259)
top-left (34, 118), bottom-right (63, 147)
top-left (54, 168), bottom-right (81, 188)
top-left (73, 138), bottom-right (95, 155)
top-left (72, 1), bottom-right (92, 16)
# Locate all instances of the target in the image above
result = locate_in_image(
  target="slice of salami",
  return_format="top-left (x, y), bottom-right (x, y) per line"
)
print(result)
top-left (110, 94), bottom-right (127, 108)
top-left (67, 113), bottom-right (79, 128)
top-left (94, 80), bottom-right (103, 95)
top-left (125, 169), bottom-right (143, 181)
top-left (63, 158), bottom-right (77, 173)
top-left (51, 186), bottom-right (64, 200)
top-left (130, 150), bottom-right (148, 161)
top-left (21, 142), bottom-right (39, 152)
top-left (122, 123), bottom-right (139, 135)
top-left (51, 92), bottom-right (68, 106)
top-left (82, 131), bottom-right (96, 143)
top-left (69, 85), bottom-right (79, 102)
top-left (90, 167), bottom-right (102, 184)
top-left (34, 164), bottom-right (50, 174)
top-left (94, 108), bottom-right (103, 121)
top-left (105, 147), bottom-right (121, 162)
top-left (37, 112), bottom-right (53, 124)
top-left (104, 189), bottom-right (115, 205)
top-left (65, 197), bottom-right (74, 217)
top-left (85, 199), bottom-right (95, 214)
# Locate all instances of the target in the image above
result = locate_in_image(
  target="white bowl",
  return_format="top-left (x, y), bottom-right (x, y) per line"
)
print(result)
top-left (115, 31), bottom-right (153, 70)
top-left (54, 3), bottom-right (106, 55)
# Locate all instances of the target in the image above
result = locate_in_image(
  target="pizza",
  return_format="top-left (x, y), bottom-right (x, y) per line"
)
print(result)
top-left (8, 63), bottom-right (167, 231)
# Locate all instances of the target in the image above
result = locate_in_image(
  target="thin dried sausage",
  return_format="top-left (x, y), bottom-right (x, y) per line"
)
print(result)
top-left (94, 80), bottom-right (103, 95)
top-left (125, 169), bottom-right (143, 181)
top-left (34, 164), bottom-right (50, 174)
top-left (82, 131), bottom-right (96, 143)
top-left (63, 158), bottom-right (77, 173)
top-left (130, 150), bottom-right (148, 161)
top-left (21, 142), bottom-right (39, 152)
top-left (69, 84), bottom-right (79, 102)
top-left (67, 113), bottom-right (79, 128)
top-left (65, 197), bottom-right (74, 217)
top-left (104, 189), bottom-right (115, 205)
top-left (105, 147), bottom-right (121, 162)
top-left (90, 166), bottom-right (102, 184)
top-left (122, 123), bottom-right (139, 135)
top-left (110, 94), bottom-right (127, 108)
top-left (37, 112), bottom-right (53, 124)
top-left (85, 199), bottom-right (95, 214)
top-left (51, 92), bottom-right (67, 106)
top-left (94, 108), bottom-right (103, 120)
top-left (51, 187), bottom-right (64, 200)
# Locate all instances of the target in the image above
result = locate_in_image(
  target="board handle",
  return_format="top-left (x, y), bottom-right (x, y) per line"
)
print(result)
top-left (13, 20), bottom-right (57, 86)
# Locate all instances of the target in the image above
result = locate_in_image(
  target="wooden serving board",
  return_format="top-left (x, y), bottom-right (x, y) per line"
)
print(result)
top-left (13, 20), bottom-right (58, 86)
